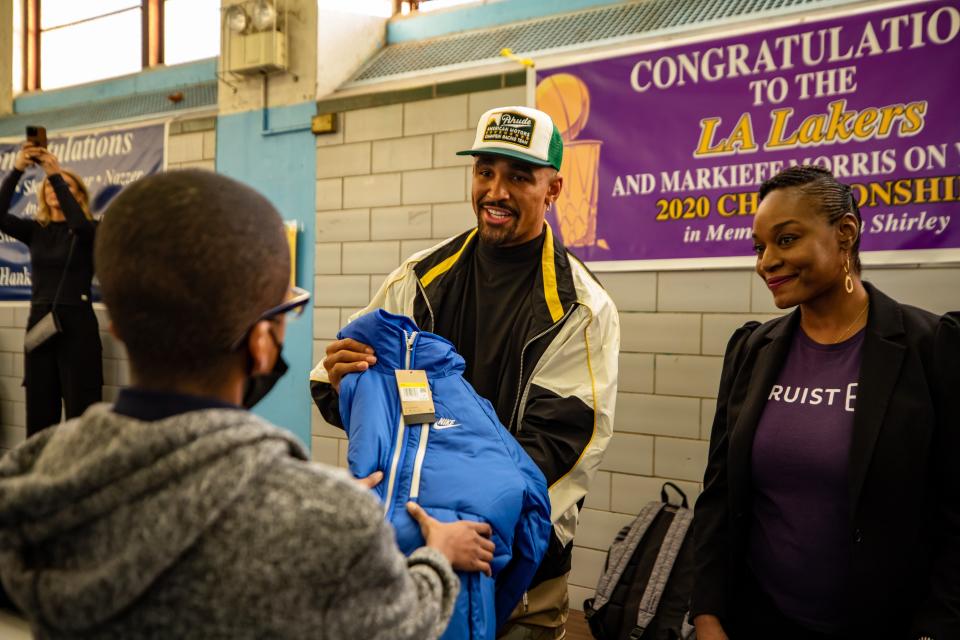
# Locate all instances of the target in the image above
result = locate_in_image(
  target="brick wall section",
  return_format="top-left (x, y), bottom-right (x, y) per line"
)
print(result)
top-left (312, 85), bottom-right (960, 611)
top-left (0, 118), bottom-right (216, 452)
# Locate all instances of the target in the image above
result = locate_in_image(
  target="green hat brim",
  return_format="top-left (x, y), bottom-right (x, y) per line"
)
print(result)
top-left (456, 148), bottom-right (559, 171)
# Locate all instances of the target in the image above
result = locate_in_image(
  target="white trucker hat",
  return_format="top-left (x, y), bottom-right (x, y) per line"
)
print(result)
top-left (457, 105), bottom-right (564, 171)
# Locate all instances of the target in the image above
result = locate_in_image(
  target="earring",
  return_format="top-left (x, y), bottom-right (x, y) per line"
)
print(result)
top-left (843, 255), bottom-right (854, 294)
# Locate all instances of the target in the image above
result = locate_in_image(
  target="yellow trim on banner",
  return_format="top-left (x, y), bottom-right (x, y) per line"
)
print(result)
top-left (420, 229), bottom-right (478, 288)
top-left (542, 225), bottom-right (564, 322)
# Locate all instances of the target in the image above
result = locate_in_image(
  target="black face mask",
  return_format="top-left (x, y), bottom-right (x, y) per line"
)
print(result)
top-left (242, 333), bottom-right (289, 409)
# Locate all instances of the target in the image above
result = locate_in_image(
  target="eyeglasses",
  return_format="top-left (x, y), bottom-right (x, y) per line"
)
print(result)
top-left (230, 286), bottom-right (311, 350)
top-left (259, 286), bottom-right (311, 321)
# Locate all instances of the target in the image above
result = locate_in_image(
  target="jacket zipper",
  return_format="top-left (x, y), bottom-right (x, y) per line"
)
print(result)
top-left (384, 330), bottom-right (418, 516)
top-left (409, 423), bottom-right (430, 499)
top-left (508, 304), bottom-right (577, 433)
top-left (415, 277), bottom-right (436, 332)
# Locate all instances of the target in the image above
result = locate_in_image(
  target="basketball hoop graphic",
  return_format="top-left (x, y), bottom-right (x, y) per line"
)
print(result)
top-left (536, 73), bottom-right (607, 250)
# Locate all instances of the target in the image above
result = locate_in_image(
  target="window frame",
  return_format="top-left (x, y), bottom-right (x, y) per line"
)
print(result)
top-left (20, 0), bottom-right (167, 92)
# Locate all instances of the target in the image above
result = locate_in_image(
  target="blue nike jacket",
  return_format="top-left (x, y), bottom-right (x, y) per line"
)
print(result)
top-left (338, 309), bottom-right (552, 640)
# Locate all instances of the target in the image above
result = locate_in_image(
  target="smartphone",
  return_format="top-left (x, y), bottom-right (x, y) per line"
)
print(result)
top-left (26, 125), bottom-right (47, 148)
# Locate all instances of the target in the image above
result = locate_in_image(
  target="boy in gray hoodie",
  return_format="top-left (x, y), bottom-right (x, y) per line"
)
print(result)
top-left (0, 170), bottom-right (494, 639)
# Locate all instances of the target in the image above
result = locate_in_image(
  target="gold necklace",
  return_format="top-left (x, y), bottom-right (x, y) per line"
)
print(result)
top-left (835, 302), bottom-right (869, 343)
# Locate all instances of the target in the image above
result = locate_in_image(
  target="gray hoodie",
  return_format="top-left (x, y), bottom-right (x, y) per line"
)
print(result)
top-left (0, 404), bottom-right (459, 639)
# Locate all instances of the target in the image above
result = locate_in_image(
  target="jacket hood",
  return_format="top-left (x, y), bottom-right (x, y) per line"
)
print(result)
top-left (339, 308), bottom-right (465, 376)
top-left (0, 403), bottom-right (305, 633)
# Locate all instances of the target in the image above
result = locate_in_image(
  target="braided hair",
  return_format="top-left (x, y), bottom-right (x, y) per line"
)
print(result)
top-left (758, 165), bottom-right (863, 272)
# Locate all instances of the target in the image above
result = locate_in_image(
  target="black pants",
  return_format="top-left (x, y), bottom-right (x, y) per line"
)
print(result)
top-left (24, 303), bottom-right (103, 437)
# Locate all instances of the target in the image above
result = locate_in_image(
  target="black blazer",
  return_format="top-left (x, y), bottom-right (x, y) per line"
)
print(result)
top-left (691, 283), bottom-right (960, 639)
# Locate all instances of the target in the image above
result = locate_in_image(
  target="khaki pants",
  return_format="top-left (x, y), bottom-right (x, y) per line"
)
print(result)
top-left (497, 573), bottom-right (569, 640)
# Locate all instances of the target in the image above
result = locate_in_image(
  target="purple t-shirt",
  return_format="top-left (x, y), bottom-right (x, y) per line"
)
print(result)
top-left (748, 327), bottom-right (865, 632)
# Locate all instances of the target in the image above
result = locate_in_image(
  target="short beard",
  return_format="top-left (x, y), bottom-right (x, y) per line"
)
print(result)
top-left (475, 200), bottom-right (518, 246)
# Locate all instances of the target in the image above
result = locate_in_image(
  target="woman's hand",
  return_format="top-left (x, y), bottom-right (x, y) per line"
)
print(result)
top-left (693, 614), bottom-right (729, 640)
top-left (407, 502), bottom-right (495, 576)
top-left (14, 143), bottom-right (40, 172)
top-left (31, 148), bottom-right (63, 177)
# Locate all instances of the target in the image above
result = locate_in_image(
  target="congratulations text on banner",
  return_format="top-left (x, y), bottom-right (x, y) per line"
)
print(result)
top-left (535, 1), bottom-right (960, 268)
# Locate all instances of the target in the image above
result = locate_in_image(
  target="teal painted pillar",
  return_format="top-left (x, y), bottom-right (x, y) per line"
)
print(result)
top-left (216, 102), bottom-right (316, 449)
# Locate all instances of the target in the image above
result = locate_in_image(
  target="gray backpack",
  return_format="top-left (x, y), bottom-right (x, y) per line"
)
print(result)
top-left (583, 482), bottom-right (696, 640)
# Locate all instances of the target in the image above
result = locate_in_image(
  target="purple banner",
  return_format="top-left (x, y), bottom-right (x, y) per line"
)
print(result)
top-left (536, 1), bottom-right (960, 266)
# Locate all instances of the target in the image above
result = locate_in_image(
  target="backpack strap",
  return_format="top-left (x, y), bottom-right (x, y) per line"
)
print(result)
top-left (589, 501), bottom-right (665, 613)
top-left (629, 507), bottom-right (694, 639)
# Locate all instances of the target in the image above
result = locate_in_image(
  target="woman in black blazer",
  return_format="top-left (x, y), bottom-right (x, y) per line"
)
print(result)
top-left (691, 166), bottom-right (959, 640)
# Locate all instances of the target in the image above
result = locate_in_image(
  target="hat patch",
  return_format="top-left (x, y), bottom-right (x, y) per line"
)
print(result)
top-left (482, 112), bottom-right (536, 149)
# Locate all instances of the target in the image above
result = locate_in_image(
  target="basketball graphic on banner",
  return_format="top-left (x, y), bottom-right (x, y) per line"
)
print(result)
top-left (536, 73), bottom-right (605, 249)
top-left (536, 73), bottom-right (591, 142)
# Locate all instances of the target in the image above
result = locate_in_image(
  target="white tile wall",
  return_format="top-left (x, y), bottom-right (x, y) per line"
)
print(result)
top-left (610, 474), bottom-right (701, 515)
top-left (615, 393), bottom-right (700, 438)
top-left (316, 208), bottom-right (370, 242)
top-left (371, 205), bottom-right (432, 240)
top-left (598, 272), bottom-right (657, 311)
top-left (313, 307), bottom-right (341, 340)
top-left (341, 241), bottom-right (401, 275)
top-left (599, 432), bottom-right (653, 475)
top-left (655, 354), bottom-right (723, 398)
top-left (865, 267), bottom-right (960, 314)
top-left (311, 436), bottom-right (339, 466)
top-left (316, 142), bottom-right (371, 178)
top-left (372, 136), bottom-right (433, 173)
top-left (584, 470), bottom-right (611, 510)
top-left (433, 130), bottom-right (475, 167)
top-left (702, 313), bottom-right (780, 356)
top-left (467, 86), bottom-right (527, 125)
top-left (654, 437), bottom-right (709, 482)
top-left (403, 96), bottom-right (468, 136)
top-left (344, 173), bottom-right (402, 209)
top-left (619, 312), bottom-right (700, 354)
top-left (402, 167), bottom-right (465, 205)
top-left (344, 104), bottom-right (403, 142)
top-left (432, 202), bottom-right (475, 238)
top-left (315, 178), bottom-right (343, 211)
top-left (617, 352), bottom-right (653, 393)
top-left (575, 509), bottom-right (635, 551)
top-left (315, 243), bottom-right (342, 274)
top-left (659, 270), bottom-right (752, 312)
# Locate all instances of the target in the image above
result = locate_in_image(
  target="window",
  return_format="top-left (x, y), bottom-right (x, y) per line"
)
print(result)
top-left (399, 0), bottom-right (482, 15)
top-left (40, 2), bottom-right (142, 90)
top-left (12, 0), bottom-right (221, 94)
top-left (11, 0), bottom-right (23, 95)
top-left (163, 0), bottom-right (220, 66)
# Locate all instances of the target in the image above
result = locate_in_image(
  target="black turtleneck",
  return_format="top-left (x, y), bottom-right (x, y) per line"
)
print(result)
top-left (434, 229), bottom-right (544, 420)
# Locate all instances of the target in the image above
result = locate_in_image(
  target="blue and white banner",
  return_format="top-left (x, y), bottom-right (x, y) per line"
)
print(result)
top-left (0, 123), bottom-right (165, 300)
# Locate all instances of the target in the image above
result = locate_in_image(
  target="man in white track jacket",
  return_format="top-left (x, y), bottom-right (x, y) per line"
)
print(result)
top-left (312, 106), bottom-right (620, 639)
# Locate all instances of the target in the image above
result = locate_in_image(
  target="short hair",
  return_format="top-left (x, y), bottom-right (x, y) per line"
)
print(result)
top-left (37, 168), bottom-right (92, 226)
top-left (95, 170), bottom-right (290, 383)
top-left (758, 165), bottom-right (863, 272)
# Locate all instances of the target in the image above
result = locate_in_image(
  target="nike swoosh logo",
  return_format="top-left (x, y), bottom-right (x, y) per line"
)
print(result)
top-left (434, 419), bottom-right (460, 430)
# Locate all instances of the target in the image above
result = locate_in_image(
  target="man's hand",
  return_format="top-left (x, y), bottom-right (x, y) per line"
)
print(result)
top-left (355, 470), bottom-right (383, 490)
top-left (693, 614), bottom-right (729, 640)
top-left (407, 502), bottom-right (495, 576)
top-left (323, 338), bottom-right (377, 392)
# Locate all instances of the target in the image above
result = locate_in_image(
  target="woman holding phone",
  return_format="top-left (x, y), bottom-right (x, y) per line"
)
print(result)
top-left (0, 139), bottom-right (102, 436)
